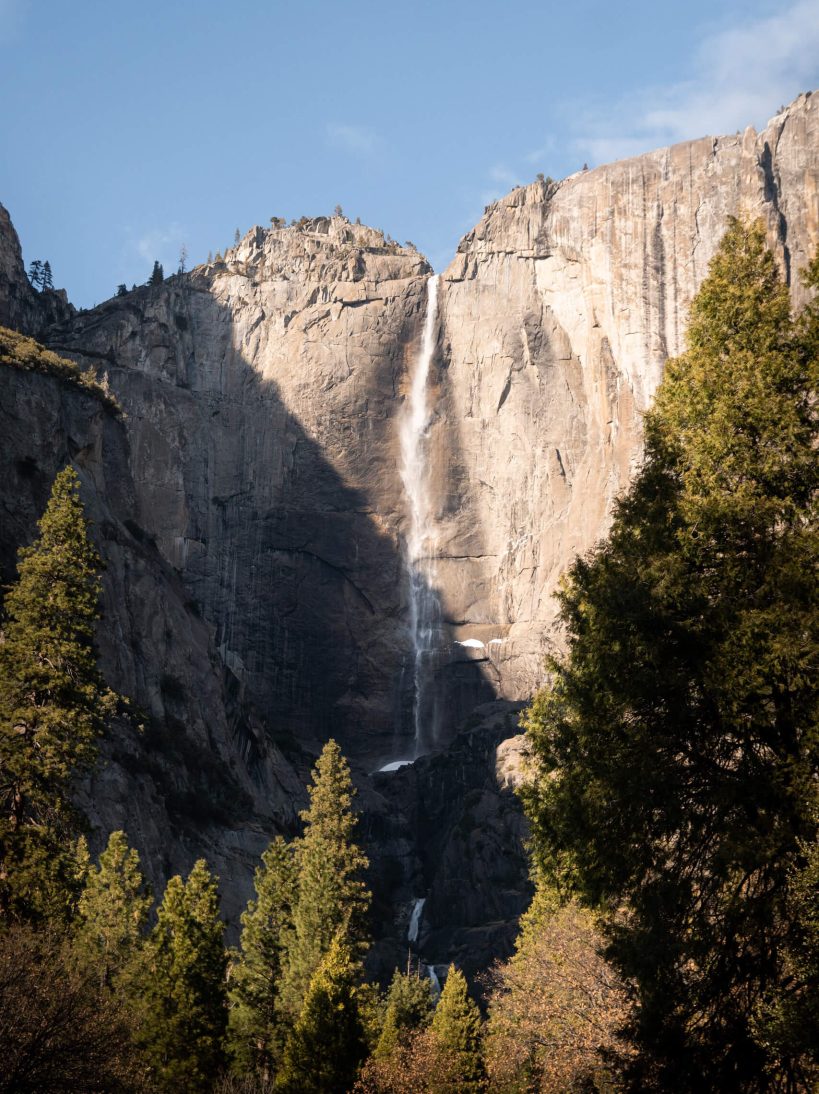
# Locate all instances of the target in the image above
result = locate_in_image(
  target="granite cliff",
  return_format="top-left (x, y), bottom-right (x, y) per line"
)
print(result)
top-left (0, 91), bottom-right (816, 975)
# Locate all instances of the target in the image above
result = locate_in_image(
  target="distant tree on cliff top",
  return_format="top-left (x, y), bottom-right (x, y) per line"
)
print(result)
top-left (41, 261), bottom-right (53, 290)
top-left (116, 283), bottom-right (128, 297)
top-left (147, 260), bottom-right (164, 286)
top-left (0, 466), bottom-right (116, 924)
top-left (27, 259), bottom-right (43, 289)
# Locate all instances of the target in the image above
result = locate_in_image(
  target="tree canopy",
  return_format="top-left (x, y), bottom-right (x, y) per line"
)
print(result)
top-left (522, 219), bottom-right (819, 1090)
top-left (0, 466), bottom-right (115, 923)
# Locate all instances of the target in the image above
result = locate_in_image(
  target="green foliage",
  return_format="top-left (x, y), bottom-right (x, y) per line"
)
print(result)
top-left (429, 966), bottom-right (485, 1091)
top-left (522, 219), bottom-right (819, 1090)
top-left (0, 467), bottom-right (117, 923)
top-left (28, 259), bottom-right (43, 289)
top-left (0, 325), bottom-right (120, 411)
top-left (383, 965), bottom-right (434, 1038)
top-left (74, 830), bottom-right (152, 990)
top-left (228, 836), bottom-right (296, 1079)
top-left (136, 859), bottom-right (227, 1092)
top-left (277, 934), bottom-right (367, 1093)
top-left (752, 825), bottom-right (819, 1079)
top-left (279, 739), bottom-right (370, 1019)
top-left (147, 260), bottom-right (164, 286)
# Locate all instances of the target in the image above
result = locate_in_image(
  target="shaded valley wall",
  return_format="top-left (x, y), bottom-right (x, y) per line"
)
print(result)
top-left (0, 91), bottom-right (816, 960)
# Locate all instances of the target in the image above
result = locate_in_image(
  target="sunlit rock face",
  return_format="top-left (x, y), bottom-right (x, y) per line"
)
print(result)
top-left (0, 93), bottom-right (816, 959)
top-left (430, 92), bottom-right (818, 700)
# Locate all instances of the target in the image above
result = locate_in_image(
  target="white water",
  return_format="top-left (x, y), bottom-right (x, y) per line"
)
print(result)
top-left (407, 897), bottom-right (426, 943)
top-left (399, 275), bottom-right (442, 756)
top-left (423, 963), bottom-right (443, 997)
top-left (377, 759), bottom-right (414, 773)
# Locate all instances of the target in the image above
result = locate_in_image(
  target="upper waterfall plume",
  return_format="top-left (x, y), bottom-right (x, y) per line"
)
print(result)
top-left (400, 274), bottom-right (442, 755)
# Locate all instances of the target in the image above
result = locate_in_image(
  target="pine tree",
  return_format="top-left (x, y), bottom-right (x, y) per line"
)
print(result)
top-left (0, 466), bottom-right (116, 923)
top-left (41, 260), bottom-right (53, 290)
top-left (136, 859), bottom-right (227, 1091)
top-left (522, 219), bottom-right (819, 1090)
top-left (429, 966), bottom-right (485, 1092)
top-left (278, 739), bottom-right (370, 1019)
top-left (228, 836), bottom-right (296, 1079)
top-left (147, 260), bottom-right (164, 286)
top-left (74, 830), bottom-right (152, 990)
top-left (116, 283), bottom-right (128, 297)
top-left (178, 243), bottom-right (188, 275)
top-left (27, 259), bottom-right (43, 290)
top-left (277, 934), bottom-right (367, 1093)
top-left (381, 964), bottom-right (434, 1043)
top-left (234, 228), bottom-right (241, 246)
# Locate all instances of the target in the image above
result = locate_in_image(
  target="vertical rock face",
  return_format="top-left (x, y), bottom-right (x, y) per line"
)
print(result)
top-left (0, 203), bottom-right (73, 336)
top-left (45, 219), bottom-right (433, 766)
top-left (429, 92), bottom-right (818, 700)
top-left (0, 93), bottom-right (816, 965)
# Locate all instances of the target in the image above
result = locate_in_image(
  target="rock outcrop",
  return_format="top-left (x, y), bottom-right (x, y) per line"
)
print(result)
top-left (0, 204), bottom-right (73, 336)
top-left (429, 92), bottom-right (819, 699)
top-left (0, 92), bottom-right (816, 968)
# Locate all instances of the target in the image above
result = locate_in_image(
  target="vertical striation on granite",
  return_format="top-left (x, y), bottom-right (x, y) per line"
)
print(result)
top-left (45, 218), bottom-right (432, 765)
top-left (0, 93), bottom-right (816, 959)
top-left (430, 92), bottom-right (818, 700)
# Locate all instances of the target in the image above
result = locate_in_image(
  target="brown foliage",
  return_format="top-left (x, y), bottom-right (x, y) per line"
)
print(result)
top-left (355, 1027), bottom-right (472, 1093)
top-left (484, 899), bottom-right (633, 1092)
top-left (0, 924), bottom-right (146, 1093)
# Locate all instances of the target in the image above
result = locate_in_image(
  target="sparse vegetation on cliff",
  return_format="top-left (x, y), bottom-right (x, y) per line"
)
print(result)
top-left (0, 325), bottom-right (120, 413)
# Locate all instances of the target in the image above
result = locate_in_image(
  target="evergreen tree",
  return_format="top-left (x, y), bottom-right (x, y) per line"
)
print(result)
top-left (178, 243), bottom-right (188, 275)
top-left (429, 966), bottom-right (485, 1092)
top-left (0, 466), bottom-right (115, 923)
top-left (522, 219), bottom-right (819, 1090)
top-left (41, 260), bottom-right (53, 290)
top-left (277, 934), bottom-right (367, 1093)
top-left (27, 259), bottom-right (43, 290)
top-left (228, 836), bottom-right (296, 1080)
top-left (74, 830), bottom-right (152, 990)
top-left (147, 260), bottom-right (164, 286)
top-left (136, 859), bottom-right (227, 1092)
top-left (278, 739), bottom-right (370, 1019)
top-left (378, 967), bottom-right (437, 1050)
top-left (234, 228), bottom-right (241, 246)
top-left (116, 283), bottom-right (128, 297)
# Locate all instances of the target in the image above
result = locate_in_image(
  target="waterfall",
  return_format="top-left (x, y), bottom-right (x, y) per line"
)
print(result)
top-left (399, 274), bottom-right (442, 756)
top-left (407, 897), bottom-right (426, 944)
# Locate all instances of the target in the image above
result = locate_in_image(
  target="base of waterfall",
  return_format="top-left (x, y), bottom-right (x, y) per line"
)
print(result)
top-left (376, 758), bottom-right (415, 773)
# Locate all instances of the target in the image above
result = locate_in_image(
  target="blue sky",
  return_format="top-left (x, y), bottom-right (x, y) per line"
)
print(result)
top-left (1, 0), bottom-right (818, 307)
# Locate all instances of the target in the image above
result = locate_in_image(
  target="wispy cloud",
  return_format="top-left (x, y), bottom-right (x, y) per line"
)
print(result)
top-left (573, 0), bottom-right (819, 165)
top-left (123, 223), bottom-right (186, 276)
top-left (326, 123), bottom-right (378, 156)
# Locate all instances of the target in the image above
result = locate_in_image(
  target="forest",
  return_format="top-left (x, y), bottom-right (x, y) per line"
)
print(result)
top-left (0, 218), bottom-right (817, 1092)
